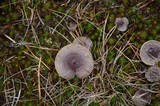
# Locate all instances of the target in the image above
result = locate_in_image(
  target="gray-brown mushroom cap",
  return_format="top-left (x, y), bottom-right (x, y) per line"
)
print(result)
top-left (115, 17), bottom-right (129, 32)
top-left (55, 44), bottom-right (94, 80)
top-left (145, 66), bottom-right (160, 82)
top-left (73, 37), bottom-right (93, 50)
top-left (140, 40), bottom-right (160, 65)
top-left (132, 89), bottom-right (151, 106)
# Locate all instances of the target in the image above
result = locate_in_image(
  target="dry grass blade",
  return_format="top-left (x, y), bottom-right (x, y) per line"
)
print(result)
top-left (37, 57), bottom-right (42, 102)
top-left (3, 34), bottom-right (16, 43)
top-left (24, 45), bottom-right (50, 70)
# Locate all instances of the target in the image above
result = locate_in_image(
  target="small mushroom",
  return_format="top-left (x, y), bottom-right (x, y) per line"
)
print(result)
top-left (132, 89), bottom-right (151, 106)
top-left (55, 44), bottom-right (94, 80)
top-left (68, 21), bottom-right (77, 31)
top-left (73, 37), bottom-right (93, 50)
top-left (140, 40), bottom-right (160, 65)
top-left (145, 66), bottom-right (160, 82)
top-left (115, 17), bottom-right (129, 32)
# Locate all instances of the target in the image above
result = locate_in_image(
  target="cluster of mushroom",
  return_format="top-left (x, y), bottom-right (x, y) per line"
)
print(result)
top-left (140, 40), bottom-right (160, 82)
top-left (55, 37), bottom-right (94, 80)
top-left (132, 40), bottom-right (160, 106)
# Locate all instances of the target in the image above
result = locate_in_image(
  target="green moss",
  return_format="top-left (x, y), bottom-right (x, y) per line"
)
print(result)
top-left (66, 89), bottom-right (74, 98)
top-left (109, 14), bottom-right (115, 22)
top-left (22, 102), bottom-right (35, 106)
top-left (57, 7), bottom-right (65, 12)
top-left (156, 24), bottom-right (160, 30)
top-left (44, 15), bottom-right (51, 21)
top-left (85, 83), bottom-right (93, 91)
top-left (107, 50), bottom-right (116, 61)
top-left (128, 87), bottom-right (135, 95)
top-left (11, 0), bottom-right (17, 3)
top-left (5, 17), bottom-right (11, 23)
top-left (85, 23), bottom-right (93, 33)
top-left (0, 66), bottom-right (5, 74)
top-left (123, 0), bottom-right (128, 4)
top-left (110, 94), bottom-right (127, 106)
top-left (10, 13), bottom-right (18, 20)
top-left (140, 31), bottom-right (148, 39)
top-left (119, 8), bottom-right (125, 16)
top-left (108, 38), bottom-right (115, 45)
top-left (89, 101), bottom-right (100, 106)
top-left (44, 2), bottom-right (51, 9)
top-left (108, 23), bottom-right (114, 30)
top-left (91, 32), bottom-right (99, 40)
top-left (110, 96), bottom-right (117, 105)
top-left (95, 13), bottom-right (101, 19)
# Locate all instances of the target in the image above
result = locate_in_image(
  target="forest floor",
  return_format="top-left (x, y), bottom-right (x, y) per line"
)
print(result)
top-left (0, 0), bottom-right (160, 106)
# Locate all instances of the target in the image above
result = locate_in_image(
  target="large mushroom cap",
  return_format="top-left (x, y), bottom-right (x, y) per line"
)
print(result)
top-left (55, 44), bottom-right (94, 80)
top-left (140, 40), bottom-right (160, 65)
top-left (145, 66), bottom-right (160, 82)
top-left (73, 37), bottom-right (93, 50)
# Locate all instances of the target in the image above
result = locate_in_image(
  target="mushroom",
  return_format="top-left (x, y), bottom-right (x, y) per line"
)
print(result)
top-left (115, 17), bottom-right (129, 32)
top-left (55, 44), bottom-right (94, 80)
top-left (73, 37), bottom-right (93, 50)
top-left (140, 40), bottom-right (160, 65)
top-left (132, 89), bottom-right (151, 106)
top-left (145, 66), bottom-right (160, 82)
top-left (68, 21), bottom-right (77, 31)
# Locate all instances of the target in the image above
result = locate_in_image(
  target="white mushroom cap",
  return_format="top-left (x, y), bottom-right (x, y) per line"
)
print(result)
top-left (73, 37), bottom-right (93, 50)
top-left (145, 66), bottom-right (160, 82)
top-left (115, 17), bottom-right (129, 32)
top-left (55, 44), bottom-right (94, 80)
top-left (140, 40), bottom-right (160, 65)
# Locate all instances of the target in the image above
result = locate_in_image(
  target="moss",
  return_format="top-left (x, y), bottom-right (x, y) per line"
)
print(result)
top-left (107, 50), bottom-right (116, 61)
top-left (140, 31), bottom-right (148, 39)
top-left (156, 24), bottom-right (160, 30)
top-left (108, 38), bottom-right (115, 45)
top-left (84, 23), bottom-right (93, 33)
top-left (108, 23), bottom-right (114, 30)
top-left (128, 87), bottom-right (136, 95)
top-left (44, 15), bottom-right (51, 21)
top-left (123, 0), bottom-right (128, 4)
top-left (111, 93), bottom-right (128, 105)
top-left (57, 6), bottom-right (65, 12)
top-left (5, 17), bottom-right (11, 23)
top-left (89, 101), bottom-right (100, 106)
top-left (95, 13), bottom-right (101, 19)
top-left (22, 102), bottom-right (35, 106)
top-left (119, 8), bottom-right (125, 16)
top-left (44, 2), bottom-right (51, 9)
top-left (118, 56), bottom-right (127, 64)
top-left (85, 83), bottom-right (93, 91)
top-left (91, 32), bottom-right (99, 40)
